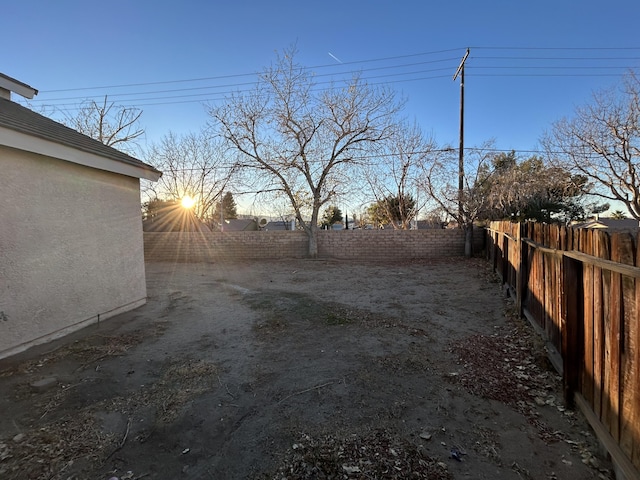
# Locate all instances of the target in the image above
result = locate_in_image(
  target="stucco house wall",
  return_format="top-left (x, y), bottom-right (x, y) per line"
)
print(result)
top-left (0, 74), bottom-right (160, 359)
top-left (0, 146), bottom-right (148, 357)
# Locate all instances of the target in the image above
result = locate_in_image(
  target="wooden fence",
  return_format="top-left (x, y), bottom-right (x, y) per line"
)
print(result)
top-left (486, 221), bottom-right (640, 480)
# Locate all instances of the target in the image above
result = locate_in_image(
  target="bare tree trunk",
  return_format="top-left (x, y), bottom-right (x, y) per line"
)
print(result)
top-left (307, 224), bottom-right (319, 258)
top-left (464, 223), bottom-right (473, 258)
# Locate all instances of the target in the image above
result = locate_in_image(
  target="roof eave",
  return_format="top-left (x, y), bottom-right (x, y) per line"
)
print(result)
top-left (0, 74), bottom-right (38, 99)
top-left (0, 126), bottom-right (162, 181)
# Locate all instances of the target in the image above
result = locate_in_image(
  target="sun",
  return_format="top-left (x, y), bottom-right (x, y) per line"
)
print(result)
top-left (181, 195), bottom-right (196, 209)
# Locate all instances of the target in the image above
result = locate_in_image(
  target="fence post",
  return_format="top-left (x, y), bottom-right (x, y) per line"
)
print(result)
top-left (562, 254), bottom-right (583, 407)
top-left (516, 222), bottom-right (526, 316)
top-left (502, 230), bottom-right (509, 286)
top-left (494, 227), bottom-right (501, 277)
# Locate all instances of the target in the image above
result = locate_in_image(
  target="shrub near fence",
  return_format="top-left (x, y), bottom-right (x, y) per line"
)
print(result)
top-left (143, 228), bottom-right (483, 263)
top-left (486, 221), bottom-right (640, 480)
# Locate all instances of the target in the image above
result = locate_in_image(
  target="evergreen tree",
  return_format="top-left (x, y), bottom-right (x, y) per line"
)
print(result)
top-left (214, 192), bottom-right (238, 220)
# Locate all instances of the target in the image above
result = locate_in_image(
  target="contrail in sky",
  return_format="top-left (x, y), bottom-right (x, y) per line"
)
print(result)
top-left (328, 52), bottom-right (343, 63)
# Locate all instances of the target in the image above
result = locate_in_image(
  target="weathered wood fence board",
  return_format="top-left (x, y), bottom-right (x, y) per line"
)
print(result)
top-left (486, 221), bottom-right (640, 479)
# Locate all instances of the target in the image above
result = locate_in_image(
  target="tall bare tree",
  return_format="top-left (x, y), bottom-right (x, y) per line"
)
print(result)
top-left (420, 141), bottom-right (496, 255)
top-left (542, 72), bottom-right (640, 219)
top-left (62, 96), bottom-right (144, 153)
top-left (145, 130), bottom-right (234, 223)
top-left (208, 47), bottom-right (403, 256)
top-left (364, 121), bottom-right (435, 229)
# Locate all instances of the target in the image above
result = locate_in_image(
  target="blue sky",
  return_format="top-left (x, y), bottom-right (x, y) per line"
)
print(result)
top-left (3, 1), bottom-right (640, 159)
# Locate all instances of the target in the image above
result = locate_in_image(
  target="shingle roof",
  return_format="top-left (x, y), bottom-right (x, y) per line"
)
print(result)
top-left (0, 97), bottom-right (160, 178)
top-left (222, 219), bottom-right (259, 231)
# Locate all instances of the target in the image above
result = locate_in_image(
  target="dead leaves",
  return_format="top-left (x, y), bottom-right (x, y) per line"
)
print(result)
top-left (451, 319), bottom-right (565, 442)
top-left (264, 430), bottom-right (452, 480)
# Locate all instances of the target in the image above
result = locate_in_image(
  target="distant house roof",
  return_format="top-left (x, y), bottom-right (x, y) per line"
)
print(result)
top-left (0, 96), bottom-right (161, 181)
top-left (573, 217), bottom-right (639, 232)
top-left (222, 219), bottom-right (258, 231)
top-left (263, 220), bottom-right (291, 231)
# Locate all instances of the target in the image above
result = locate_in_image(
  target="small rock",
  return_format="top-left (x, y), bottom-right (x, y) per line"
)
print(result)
top-left (534, 397), bottom-right (546, 406)
top-left (450, 448), bottom-right (462, 461)
top-left (12, 433), bottom-right (24, 443)
top-left (419, 432), bottom-right (432, 440)
top-left (30, 377), bottom-right (58, 392)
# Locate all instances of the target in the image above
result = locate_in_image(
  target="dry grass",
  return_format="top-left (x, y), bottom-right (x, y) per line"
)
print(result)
top-left (0, 411), bottom-right (115, 480)
top-left (101, 359), bottom-right (219, 424)
top-left (0, 358), bottom-right (218, 480)
top-left (1, 324), bottom-right (168, 378)
top-left (154, 359), bottom-right (219, 423)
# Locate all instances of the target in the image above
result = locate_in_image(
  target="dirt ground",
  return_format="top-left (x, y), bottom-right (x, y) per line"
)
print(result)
top-left (0, 258), bottom-right (615, 479)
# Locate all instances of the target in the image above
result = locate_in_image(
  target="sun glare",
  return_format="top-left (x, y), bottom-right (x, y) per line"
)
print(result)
top-left (181, 196), bottom-right (196, 209)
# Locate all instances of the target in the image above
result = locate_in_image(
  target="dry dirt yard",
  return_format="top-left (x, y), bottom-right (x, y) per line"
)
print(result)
top-left (0, 258), bottom-right (615, 480)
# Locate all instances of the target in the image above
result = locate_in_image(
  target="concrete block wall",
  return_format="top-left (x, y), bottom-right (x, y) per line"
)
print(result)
top-left (144, 231), bottom-right (309, 262)
top-left (317, 229), bottom-right (466, 259)
top-left (144, 229), bottom-right (483, 262)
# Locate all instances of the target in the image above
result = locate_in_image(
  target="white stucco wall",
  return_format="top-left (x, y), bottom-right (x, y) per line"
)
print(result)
top-left (0, 146), bottom-right (147, 358)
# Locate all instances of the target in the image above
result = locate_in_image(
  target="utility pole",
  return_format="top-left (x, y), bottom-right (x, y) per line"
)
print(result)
top-left (453, 48), bottom-right (469, 223)
top-left (453, 48), bottom-right (471, 256)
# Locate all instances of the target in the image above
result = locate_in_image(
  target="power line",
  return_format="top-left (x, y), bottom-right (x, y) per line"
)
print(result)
top-left (40, 48), bottom-right (466, 93)
top-left (41, 47), bottom-right (640, 93)
top-left (470, 46), bottom-right (640, 51)
top-left (31, 58), bottom-right (461, 103)
top-left (470, 65), bottom-right (633, 70)
top-left (30, 72), bottom-right (454, 110)
top-left (473, 55), bottom-right (640, 60)
top-left (469, 73), bottom-right (629, 78)
top-left (43, 46), bottom-right (637, 94)
top-left (21, 46), bottom-right (639, 110)
top-left (28, 66), bottom-right (636, 110)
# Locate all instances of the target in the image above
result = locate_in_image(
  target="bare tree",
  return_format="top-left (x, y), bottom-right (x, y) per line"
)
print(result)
top-left (62, 96), bottom-right (144, 153)
top-left (542, 72), bottom-right (640, 219)
top-left (145, 130), bottom-right (234, 223)
top-left (266, 189), bottom-right (312, 229)
top-left (420, 141), bottom-right (496, 255)
top-left (364, 121), bottom-right (435, 229)
top-left (208, 47), bottom-right (403, 256)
